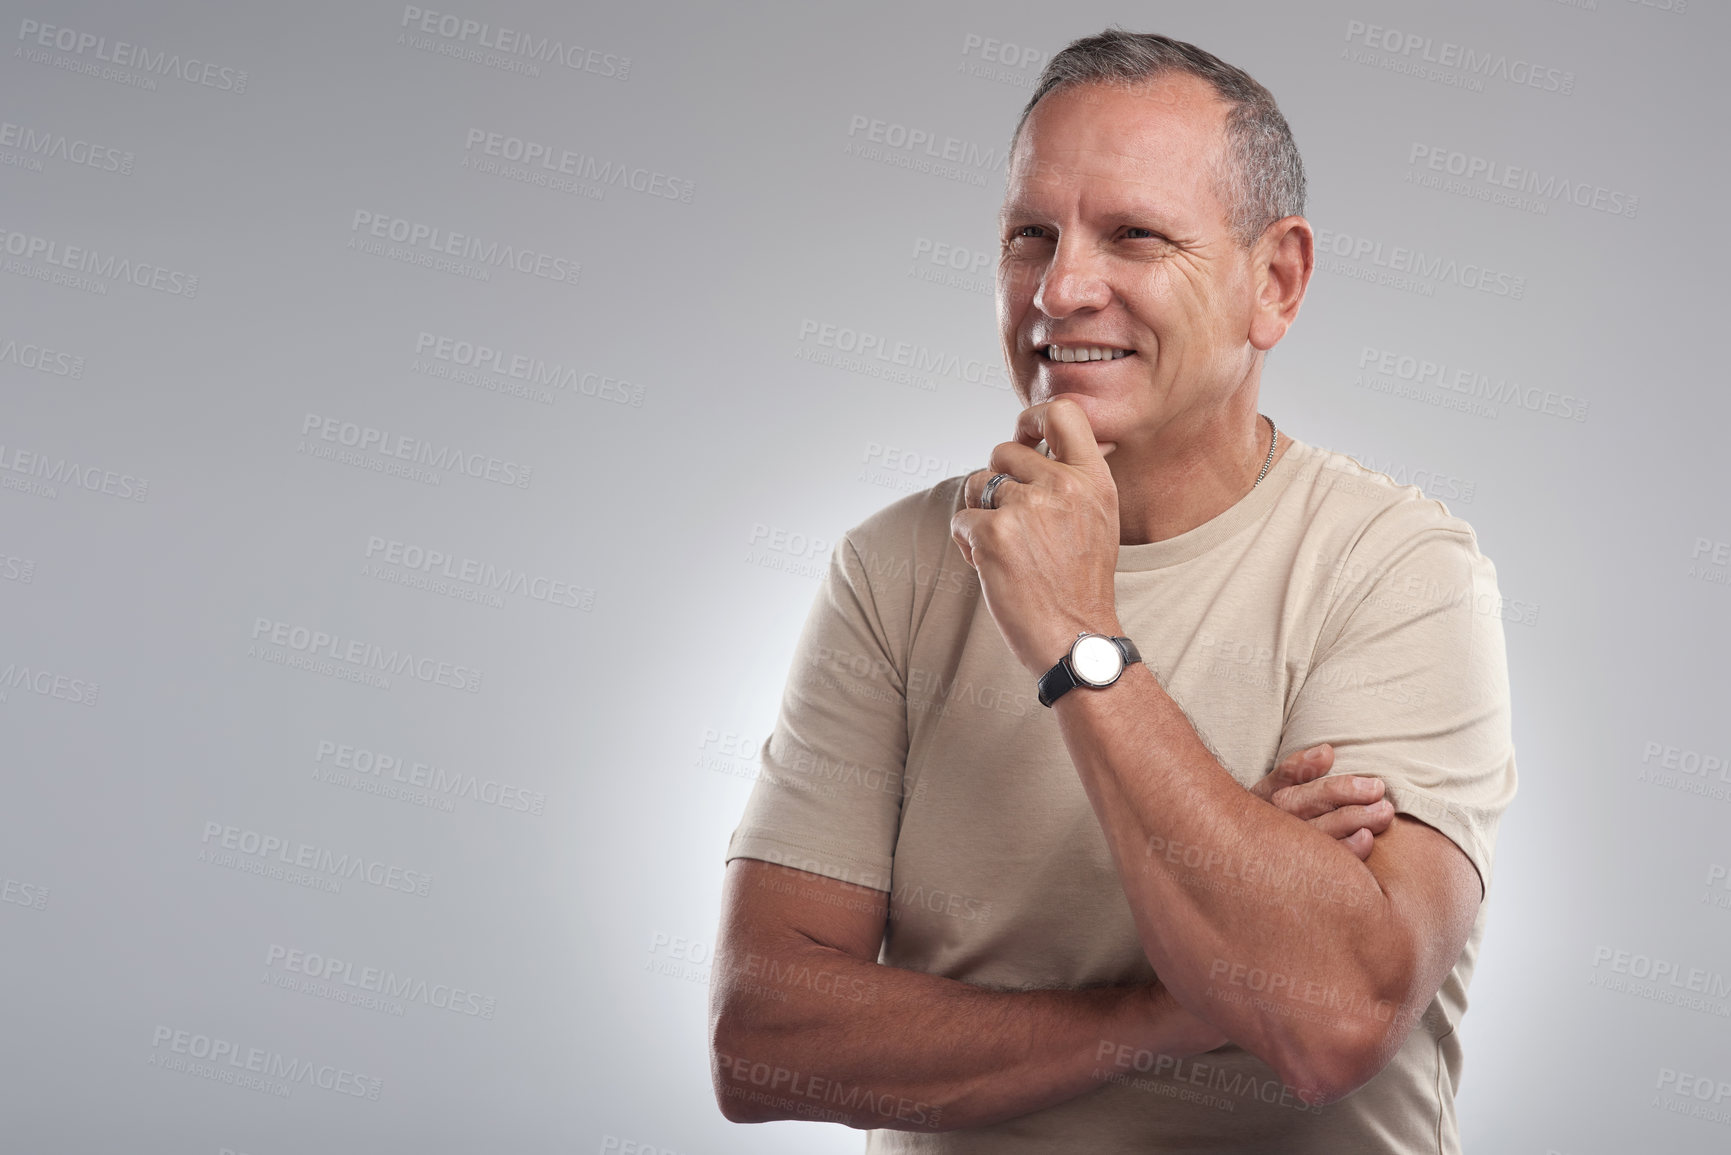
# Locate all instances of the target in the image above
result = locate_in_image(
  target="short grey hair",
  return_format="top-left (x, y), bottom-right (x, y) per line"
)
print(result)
top-left (1010, 28), bottom-right (1306, 248)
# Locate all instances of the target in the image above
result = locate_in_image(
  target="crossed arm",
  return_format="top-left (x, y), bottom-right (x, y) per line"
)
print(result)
top-left (708, 744), bottom-right (1412, 1131)
top-left (1047, 659), bottom-right (1482, 1106)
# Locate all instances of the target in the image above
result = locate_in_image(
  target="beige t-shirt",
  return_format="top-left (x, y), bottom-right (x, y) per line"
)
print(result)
top-left (726, 436), bottom-right (1518, 1153)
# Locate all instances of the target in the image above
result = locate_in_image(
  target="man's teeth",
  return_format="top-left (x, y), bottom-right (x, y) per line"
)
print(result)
top-left (1045, 345), bottom-right (1132, 363)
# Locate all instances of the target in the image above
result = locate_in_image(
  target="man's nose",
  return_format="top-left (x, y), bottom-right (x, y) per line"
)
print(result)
top-left (1033, 237), bottom-right (1112, 317)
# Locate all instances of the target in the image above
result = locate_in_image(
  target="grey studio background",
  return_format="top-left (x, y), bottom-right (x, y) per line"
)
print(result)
top-left (1, 0), bottom-right (1726, 1152)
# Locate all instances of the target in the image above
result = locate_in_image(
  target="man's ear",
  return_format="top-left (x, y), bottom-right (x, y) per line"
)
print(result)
top-left (1248, 216), bottom-right (1314, 351)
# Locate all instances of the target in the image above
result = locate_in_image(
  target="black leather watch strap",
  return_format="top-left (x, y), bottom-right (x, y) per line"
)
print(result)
top-left (1037, 635), bottom-right (1142, 708)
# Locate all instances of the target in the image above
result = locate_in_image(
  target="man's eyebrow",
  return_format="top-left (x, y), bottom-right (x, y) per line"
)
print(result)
top-left (997, 201), bottom-right (1184, 229)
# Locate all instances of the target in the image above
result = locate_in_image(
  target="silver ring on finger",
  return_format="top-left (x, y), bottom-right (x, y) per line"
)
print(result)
top-left (980, 472), bottom-right (1014, 510)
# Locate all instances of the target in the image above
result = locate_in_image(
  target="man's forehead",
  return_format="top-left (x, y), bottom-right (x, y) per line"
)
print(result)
top-left (999, 162), bottom-right (1190, 220)
top-left (1009, 146), bottom-right (1178, 190)
top-left (1002, 143), bottom-right (1222, 224)
top-left (1007, 76), bottom-right (1228, 193)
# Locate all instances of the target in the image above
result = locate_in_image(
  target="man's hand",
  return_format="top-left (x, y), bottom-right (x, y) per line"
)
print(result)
top-left (951, 397), bottom-right (1122, 676)
top-left (1251, 743), bottom-right (1393, 861)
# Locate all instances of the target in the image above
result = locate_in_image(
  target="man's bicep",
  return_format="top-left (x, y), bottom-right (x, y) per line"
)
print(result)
top-left (1282, 522), bottom-right (1517, 896)
top-left (724, 529), bottom-right (913, 906)
top-left (1360, 815), bottom-right (1481, 1008)
top-left (719, 858), bottom-right (889, 965)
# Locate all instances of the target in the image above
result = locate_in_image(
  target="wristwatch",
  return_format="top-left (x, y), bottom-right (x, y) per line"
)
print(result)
top-left (1037, 631), bottom-right (1143, 707)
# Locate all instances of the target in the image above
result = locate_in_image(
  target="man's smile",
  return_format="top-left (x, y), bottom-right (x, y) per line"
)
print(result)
top-left (1039, 345), bottom-right (1137, 363)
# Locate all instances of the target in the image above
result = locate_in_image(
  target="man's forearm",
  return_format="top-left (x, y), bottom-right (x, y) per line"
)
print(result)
top-left (711, 939), bottom-right (1221, 1132)
top-left (1051, 656), bottom-right (1416, 1097)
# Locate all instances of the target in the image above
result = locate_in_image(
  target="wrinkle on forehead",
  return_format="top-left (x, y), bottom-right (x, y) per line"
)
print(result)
top-left (1006, 75), bottom-right (1234, 227)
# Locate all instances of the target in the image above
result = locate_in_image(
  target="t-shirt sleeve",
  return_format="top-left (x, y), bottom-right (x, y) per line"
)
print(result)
top-left (1279, 506), bottom-right (1519, 894)
top-left (725, 531), bottom-right (912, 893)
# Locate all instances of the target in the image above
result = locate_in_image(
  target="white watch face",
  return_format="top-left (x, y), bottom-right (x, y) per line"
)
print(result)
top-left (1071, 635), bottom-right (1123, 686)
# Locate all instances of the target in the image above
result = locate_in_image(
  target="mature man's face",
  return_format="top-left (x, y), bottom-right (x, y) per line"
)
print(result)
top-left (998, 74), bottom-right (1261, 450)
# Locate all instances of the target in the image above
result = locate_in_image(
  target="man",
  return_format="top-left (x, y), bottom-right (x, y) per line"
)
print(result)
top-left (711, 29), bottom-right (1516, 1152)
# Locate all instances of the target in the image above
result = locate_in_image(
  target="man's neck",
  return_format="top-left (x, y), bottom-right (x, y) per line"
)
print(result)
top-left (1108, 409), bottom-right (1288, 547)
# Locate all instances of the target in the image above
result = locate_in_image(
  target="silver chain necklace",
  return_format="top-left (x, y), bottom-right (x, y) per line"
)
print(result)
top-left (1252, 414), bottom-right (1278, 489)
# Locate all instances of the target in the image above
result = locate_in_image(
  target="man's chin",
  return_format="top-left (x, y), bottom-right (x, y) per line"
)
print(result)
top-left (1033, 390), bottom-right (1119, 439)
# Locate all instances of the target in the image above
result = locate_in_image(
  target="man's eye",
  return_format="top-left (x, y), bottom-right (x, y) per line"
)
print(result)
top-left (1013, 226), bottom-right (1047, 239)
top-left (1125, 227), bottom-right (1158, 239)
